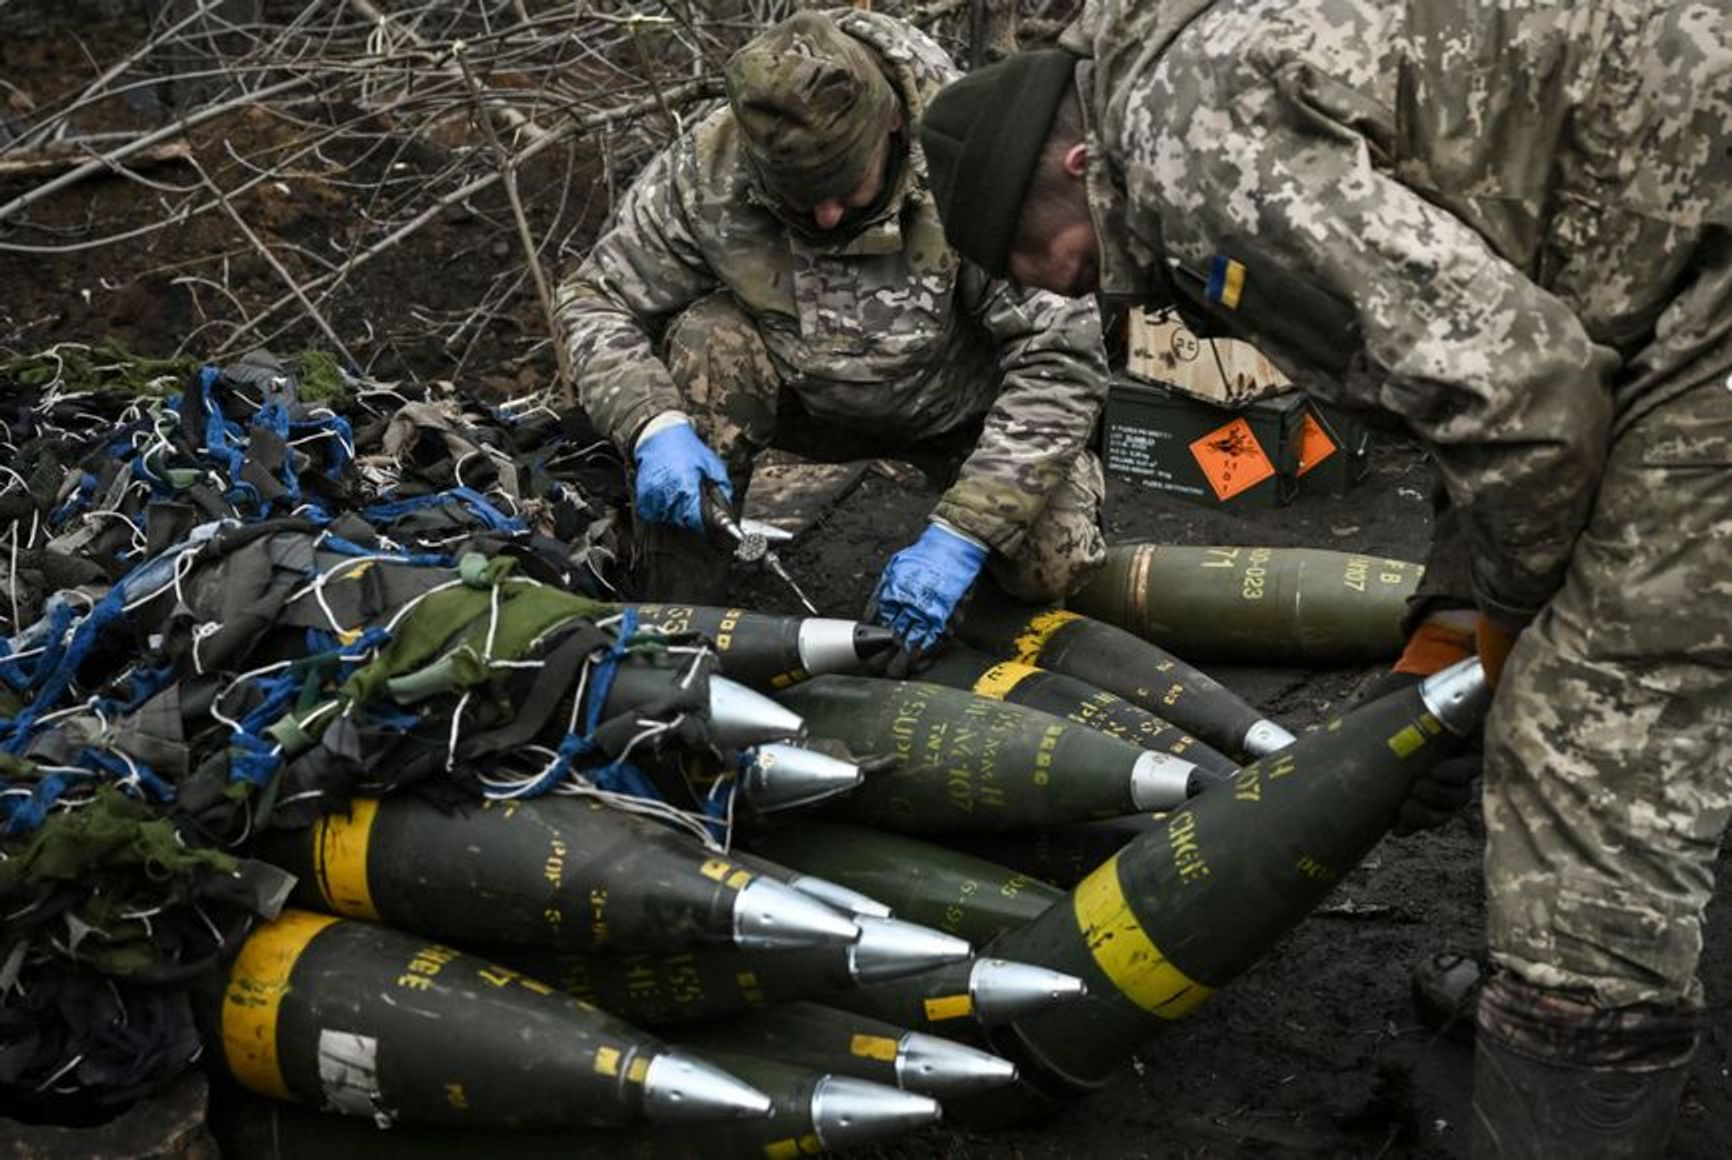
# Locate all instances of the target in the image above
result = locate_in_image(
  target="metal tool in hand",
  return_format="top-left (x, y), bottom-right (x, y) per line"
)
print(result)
top-left (701, 482), bottom-right (819, 615)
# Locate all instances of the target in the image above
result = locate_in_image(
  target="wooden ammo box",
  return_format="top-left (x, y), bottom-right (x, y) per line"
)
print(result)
top-left (1102, 376), bottom-right (1307, 509)
top-left (1124, 309), bottom-right (1291, 406)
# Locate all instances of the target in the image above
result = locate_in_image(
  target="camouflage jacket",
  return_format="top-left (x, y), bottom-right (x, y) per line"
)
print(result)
top-left (557, 10), bottom-right (1109, 556)
top-left (1063, 0), bottom-right (1732, 626)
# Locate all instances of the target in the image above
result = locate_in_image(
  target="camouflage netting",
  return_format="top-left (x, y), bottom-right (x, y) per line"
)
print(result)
top-left (0, 346), bottom-right (757, 1119)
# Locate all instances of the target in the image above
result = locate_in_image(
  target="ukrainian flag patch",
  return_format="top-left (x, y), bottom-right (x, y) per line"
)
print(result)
top-left (1205, 255), bottom-right (1246, 310)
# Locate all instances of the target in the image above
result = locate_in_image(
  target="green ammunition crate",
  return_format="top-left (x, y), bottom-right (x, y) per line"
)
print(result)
top-left (1102, 377), bottom-right (1306, 509)
top-left (1294, 399), bottom-right (1373, 497)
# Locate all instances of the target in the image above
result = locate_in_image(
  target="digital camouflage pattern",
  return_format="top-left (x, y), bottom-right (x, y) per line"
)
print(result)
top-left (556, 9), bottom-right (1109, 581)
top-left (1059, 0), bottom-right (1732, 1005)
top-left (1483, 373), bottom-right (1732, 1009)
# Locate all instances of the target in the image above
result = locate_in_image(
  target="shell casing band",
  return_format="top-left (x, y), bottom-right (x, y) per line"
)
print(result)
top-left (1070, 854), bottom-right (1212, 1020)
top-left (221, 909), bottom-right (340, 1100)
top-left (312, 799), bottom-right (380, 921)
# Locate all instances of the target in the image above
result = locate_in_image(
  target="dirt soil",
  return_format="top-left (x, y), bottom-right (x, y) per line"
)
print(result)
top-left (3, 15), bottom-right (1727, 1160)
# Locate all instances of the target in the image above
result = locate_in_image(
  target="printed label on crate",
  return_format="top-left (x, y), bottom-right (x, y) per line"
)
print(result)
top-left (1296, 412), bottom-right (1338, 476)
top-left (1189, 418), bottom-right (1276, 501)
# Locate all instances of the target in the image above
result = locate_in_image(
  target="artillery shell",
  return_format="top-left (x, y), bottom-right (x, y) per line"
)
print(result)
top-left (919, 645), bottom-right (1238, 777)
top-left (958, 597), bottom-right (1294, 759)
top-left (1069, 544), bottom-right (1422, 665)
top-left (201, 910), bottom-right (770, 1128)
top-left (629, 604), bottom-right (897, 689)
top-left (984, 660), bottom-right (1491, 1096)
top-left (777, 676), bottom-right (1205, 831)
top-left (250, 795), bottom-right (857, 954)
top-left (747, 821), bottom-right (1062, 944)
top-left (484, 915), bottom-right (970, 1028)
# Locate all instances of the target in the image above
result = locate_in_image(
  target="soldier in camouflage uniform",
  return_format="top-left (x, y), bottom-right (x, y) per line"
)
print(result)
top-left (555, 10), bottom-right (1109, 652)
top-left (918, 1), bottom-right (1732, 1155)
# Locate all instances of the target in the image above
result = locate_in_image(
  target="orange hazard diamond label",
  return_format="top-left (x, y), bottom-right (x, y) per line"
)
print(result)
top-left (1189, 417), bottom-right (1276, 501)
top-left (1297, 412), bottom-right (1338, 477)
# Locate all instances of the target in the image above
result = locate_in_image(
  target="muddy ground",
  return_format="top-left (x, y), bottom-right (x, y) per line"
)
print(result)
top-left (2, 12), bottom-right (1728, 1160)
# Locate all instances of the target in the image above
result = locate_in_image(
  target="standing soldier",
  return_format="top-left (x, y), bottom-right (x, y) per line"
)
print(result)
top-left (556, 9), bottom-right (1109, 658)
top-left (917, 1), bottom-right (1732, 1156)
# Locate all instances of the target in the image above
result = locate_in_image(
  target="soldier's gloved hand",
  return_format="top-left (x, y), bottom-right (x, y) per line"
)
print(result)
top-left (1360, 616), bottom-right (1483, 834)
top-left (868, 522), bottom-right (988, 663)
top-left (633, 416), bottom-right (731, 535)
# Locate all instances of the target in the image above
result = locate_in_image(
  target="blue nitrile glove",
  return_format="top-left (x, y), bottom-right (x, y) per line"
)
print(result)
top-left (633, 418), bottom-right (732, 535)
top-left (869, 522), bottom-right (989, 656)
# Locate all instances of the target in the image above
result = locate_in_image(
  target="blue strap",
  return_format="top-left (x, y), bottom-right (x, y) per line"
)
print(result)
top-left (1, 769), bottom-right (91, 836)
top-left (0, 600), bottom-right (74, 694)
top-left (1, 585), bottom-right (129, 753)
top-left (361, 487), bottom-right (527, 534)
top-left (48, 472), bottom-right (99, 529)
top-left (188, 366), bottom-right (264, 511)
top-left (319, 533), bottom-right (453, 568)
top-left (79, 746), bottom-right (175, 803)
top-left (227, 670), bottom-right (302, 787)
top-left (297, 412), bottom-right (354, 480)
top-left (494, 610), bottom-right (647, 801)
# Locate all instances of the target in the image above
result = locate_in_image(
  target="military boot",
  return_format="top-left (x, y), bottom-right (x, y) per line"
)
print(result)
top-left (1471, 971), bottom-right (1699, 1160)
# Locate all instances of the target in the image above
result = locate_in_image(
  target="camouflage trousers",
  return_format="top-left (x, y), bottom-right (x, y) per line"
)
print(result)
top-left (664, 291), bottom-right (1105, 603)
top-left (1483, 373), bottom-right (1732, 1009)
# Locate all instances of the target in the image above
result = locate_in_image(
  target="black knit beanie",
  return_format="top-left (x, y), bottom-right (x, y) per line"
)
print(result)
top-left (920, 51), bottom-right (1080, 278)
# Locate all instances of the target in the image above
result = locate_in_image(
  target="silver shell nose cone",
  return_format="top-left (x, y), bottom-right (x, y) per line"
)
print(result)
top-left (1129, 750), bottom-right (1199, 810)
top-left (848, 916), bottom-right (972, 984)
top-left (810, 1075), bottom-right (940, 1150)
top-left (1418, 656), bottom-right (1492, 736)
top-left (894, 1031), bottom-right (1018, 1095)
top-left (1240, 717), bottom-right (1297, 757)
top-left (707, 676), bottom-right (806, 748)
top-left (795, 618), bottom-right (881, 676)
top-left (786, 873), bottom-right (894, 919)
top-left (732, 876), bottom-right (861, 951)
top-left (738, 742), bottom-right (863, 813)
top-left (968, 958), bottom-right (1089, 1026)
top-left (641, 1051), bottom-right (773, 1122)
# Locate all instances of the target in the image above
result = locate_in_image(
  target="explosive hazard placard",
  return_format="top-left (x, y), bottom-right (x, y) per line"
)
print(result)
top-left (1189, 418), bottom-right (1276, 501)
top-left (1296, 412), bottom-right (1339, 477)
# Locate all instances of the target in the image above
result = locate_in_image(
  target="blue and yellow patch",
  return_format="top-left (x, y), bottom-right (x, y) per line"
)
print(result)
top-left (1205, 256), bottom-right (1246, 310)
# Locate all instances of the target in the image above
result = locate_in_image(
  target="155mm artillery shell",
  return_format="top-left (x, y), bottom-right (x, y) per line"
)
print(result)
top-left (984, 659), bottom-right (1490, 1096)
top-left (1068, 545), bottom-right (1421, 665)
top-left (747, 821), bottom-right (1062, 944)
top-left (919, 646), bottom-right (1237, 778)
top-left (484, 915), bottom-right (971, 1028)
top-left (776, 677), bottom-right (1206, 831)
top-left (250, 796), bottom-right (858, 955)
top-left (202, 910), bottom-right (770, 1128)
top-left (629, 605), bottom-right (897, 689)
top-left (958, 600), bottom-right (1293, 759)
